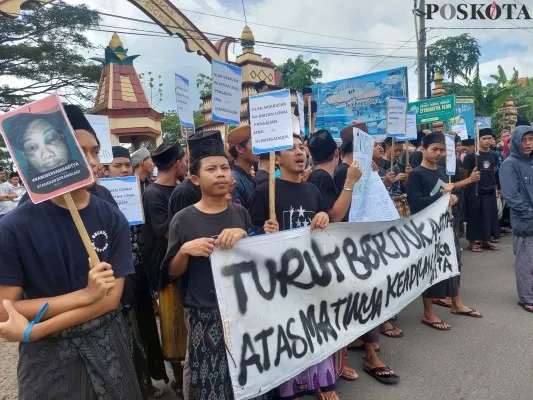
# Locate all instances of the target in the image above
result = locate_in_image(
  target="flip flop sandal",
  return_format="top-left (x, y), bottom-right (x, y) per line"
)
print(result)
top-left (432, 299), bottom-right (452, 308)
top-left (518, 302), bottom-right (533, 313)
top-left (481, 243), bottom-right (498, 251)
top-left (451, 308), bottom-right (483, 318)
top-left (340, 367), bottom-right (359, 381)
top-left (363, 365), bottom-right (400, 385)
top-left (380, 327), bottom-right (404, 338)
top-left (422, 319), bottom-right (451, 331)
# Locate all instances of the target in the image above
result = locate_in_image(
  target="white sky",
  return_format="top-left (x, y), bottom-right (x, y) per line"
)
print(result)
top-left (63, 0), bottom-right (533, 112)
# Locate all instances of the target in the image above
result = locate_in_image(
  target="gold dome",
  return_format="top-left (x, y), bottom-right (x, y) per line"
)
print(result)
top-left (109, 33), bottom-right (123, 50)
top-left (241, 25), bottom-right (255, 42)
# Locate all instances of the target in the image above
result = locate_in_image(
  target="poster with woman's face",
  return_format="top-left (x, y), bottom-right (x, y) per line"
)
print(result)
top-left (0, 94), bottom-right (94, 203)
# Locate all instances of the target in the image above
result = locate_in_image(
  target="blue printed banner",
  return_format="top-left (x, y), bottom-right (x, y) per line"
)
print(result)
top-left (311, 67), bottom-right (408, 138)
top-left (453, 97), bottom-right (475, 139)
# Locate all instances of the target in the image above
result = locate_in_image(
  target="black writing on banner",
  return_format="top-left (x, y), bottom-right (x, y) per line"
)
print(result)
top-left (211, 195), bottom-right (459, 399)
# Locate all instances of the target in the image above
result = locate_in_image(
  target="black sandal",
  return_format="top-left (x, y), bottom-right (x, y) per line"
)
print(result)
top-left (363, 365), bottom-right (400, 385)
top-left (451, 308), bottom-right (483, 318)
top-left (518, 302), bottom-right (533, 313)
top-left (422, 319), bottom-right (450, 331)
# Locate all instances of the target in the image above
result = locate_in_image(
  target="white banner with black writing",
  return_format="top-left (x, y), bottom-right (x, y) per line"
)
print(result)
top-left (211, 194), bottom-right (459, 399)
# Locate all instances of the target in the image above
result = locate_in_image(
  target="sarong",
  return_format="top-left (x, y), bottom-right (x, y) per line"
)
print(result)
top-left (332, 348), bottom-right (345, 379)
top-left (187, 307), bottom-right (272, 400)
top-left (466, 190), bottom-right (501, 242)
top-left (277, 357), bottom-right (336, 399)
top-left (513, 235), bottom-right (533, 305)
top-left (18, 310), bottom-right (142, 400)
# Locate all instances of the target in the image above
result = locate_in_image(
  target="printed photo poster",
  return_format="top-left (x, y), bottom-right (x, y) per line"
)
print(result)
top-left (249, 89), bottom-right (293, 154)
top-left (311, 67), bottom-right (408, 138)
top-left (99, 176), bottom-right (144, 225)
top-left (445, 134), bottom-right (456, 175)
top-left (174, 73), bottom-right (195, 129)
top-left (212, 60), bottom-right (242, 125)
top-left (85, 114), bottom-right (113, 164)
top-left (0, 94), bottom-right (94, 204)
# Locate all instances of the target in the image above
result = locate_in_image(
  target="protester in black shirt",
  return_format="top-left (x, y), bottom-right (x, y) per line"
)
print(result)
top-left (463, 128), bottom-right (501, 252)
top-left (107, 146), bottom-right (169, 398)
top-left (0, 105), bottom-right (141, 399)
top-left (168, 177), bottom-right (202, 222)
top-left (131, 147), bottom-right (154, 194)
top-left (142, 141), bottom-right (187, 292)
top-left (408, 133), bottom-right (482, 331)
top-left (255, 152), bottom-right (270, 187)
top-left (162, 131), bottom-right (270, 400)
top-left (250, 134), bottom-right (338, 399)
top-left (307, 129), bottom-right (361, 222)
top-left (228, 125), bottom-right (258, 209)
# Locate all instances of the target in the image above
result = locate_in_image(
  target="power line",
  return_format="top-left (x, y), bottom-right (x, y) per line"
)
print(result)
top-left (241, 0), bottom-right (248, 25)
top-left (363, 32), bottom-right (420, 74)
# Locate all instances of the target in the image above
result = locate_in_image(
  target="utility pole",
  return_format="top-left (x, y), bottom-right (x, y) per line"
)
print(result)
top-left (426, 47), bottom-right (432, 99)
top-left (416, 0), bottom-right (426, 100)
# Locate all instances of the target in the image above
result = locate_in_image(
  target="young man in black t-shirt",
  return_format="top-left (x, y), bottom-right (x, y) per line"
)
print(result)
top-left (0, 105), bottom-right (141, 399)
top-left (228, 125), bottom-right (258, 209)
top-left (161, 132), bottom-right (270, 400)
top-left (408, 133), bottom-right (482, 331)
top-left (462, 128), bottom-right (501, 252)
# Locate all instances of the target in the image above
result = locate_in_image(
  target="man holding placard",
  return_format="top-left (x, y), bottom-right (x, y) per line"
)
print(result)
top-left (0, 100), bottom-right (142, 398)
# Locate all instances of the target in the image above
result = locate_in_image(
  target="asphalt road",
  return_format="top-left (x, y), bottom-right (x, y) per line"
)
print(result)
top-left (1, 235), bottom-right (531, 400)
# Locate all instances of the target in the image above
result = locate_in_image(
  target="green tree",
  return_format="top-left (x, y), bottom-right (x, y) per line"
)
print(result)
top-left (161, 109), bottom-right (205, 143)
top-left (138, 71), bottom-right (163, 108)
top-left (275, 55), bottom-right (322, 89)
top-left (428, 34), bottom-right (480, 84)
top-left (0, 1), bottom-right (101, 110)
top-left (196, 73), bottom-right (212, 98)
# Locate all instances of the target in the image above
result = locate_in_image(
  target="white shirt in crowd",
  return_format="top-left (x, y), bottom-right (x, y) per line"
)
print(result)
top-left (0, 181), bottom-right (17, 216)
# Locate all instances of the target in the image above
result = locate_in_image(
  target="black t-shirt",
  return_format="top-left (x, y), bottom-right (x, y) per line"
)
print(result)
top-left (407, 165), bottom-right (448, 214)
top-left (0, 195), bottom-right (133, 299)
top-left (255, 169), bottom-right (269, 187)
top-left (463, 151), bottom-right (498, 191)
top-left (142, 183), bottom-right (175, 289)
top-left (162, 204), bottom-right (253, 308)
top-left (168, 179), bottom-right (202, 223)
top-left (377, 158), bottom-right (392, 172)
top-left (249, 179), bottom-right (326, 232)
top-left (334, 162), bottom-right (349, 192)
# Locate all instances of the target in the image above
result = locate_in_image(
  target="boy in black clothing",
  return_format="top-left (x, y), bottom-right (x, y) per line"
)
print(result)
top-left (162, 132), bottom-right (269, 400)
top-left (408, 133), bottom-right (482, 330)
top-left (463, 128), bottom-right (501, 252)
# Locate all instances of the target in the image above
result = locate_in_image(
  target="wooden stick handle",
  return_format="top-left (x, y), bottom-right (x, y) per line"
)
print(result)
top-left (269, 152), bottom-right (276, 221)
top-left (391, 137), bottom-right (395, 174)
top-left (307, 96), bottom-right (312, 136)
top-left (406, 142), bottom-right (410, 166)
top-left (63, 192), bottom-right (100, 266)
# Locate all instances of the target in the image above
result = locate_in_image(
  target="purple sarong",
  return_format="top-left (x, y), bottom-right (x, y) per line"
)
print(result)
top-left (277, 356), bottom-right (336, 399)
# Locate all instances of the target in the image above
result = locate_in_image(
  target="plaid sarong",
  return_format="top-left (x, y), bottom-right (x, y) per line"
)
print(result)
top-left (392, 194), bottom-right (411, 218)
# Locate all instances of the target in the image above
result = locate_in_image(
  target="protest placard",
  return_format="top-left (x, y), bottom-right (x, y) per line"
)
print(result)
top-left (386, 97), bottom-right (407, 137)
top-left (249, 89), bottom-right (293, 154)
top-left (211, 195), bottom-right (458, 399)
top-left (455, 97), bottom-right (475, 138)
top-left (296, 91), bottom-right (305, 134)
top-left (451, 122), bottom-right (468, 140)
top-left (174, 73), bottom-right (195, 128)
top-left (86, 114), bottom-right (113, 164)
top-left (396, 111), bottom-right (417, 142)
top-left (445, 134), bottom-right (456, 175)
top-left (212, 60), bottom-right (242, 125)
top-left (0, 94), bottom-right (94, 204)
top-left (349, 128), bottom-right (400, 222)
top-left (408, 95), bottom-right (456, 124)
top-left (99, 176), bottom-right (144, 225)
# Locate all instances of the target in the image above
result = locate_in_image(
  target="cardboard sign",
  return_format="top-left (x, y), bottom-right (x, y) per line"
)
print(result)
top-left (454, 97), bottom-right (475, 138)
top-left (174, 73), bottom-right (195, 128)
top-left (445, 134), bottom-right (456, 175)
top-left (451, 122), bottom-right (468, 141)
top-left (408, 95), bottom-right (456, 125)
top-left (212, 60), bottom-right (242, 125)
top-left (211, 195), bottom-right (458, 399)
top-left (249, 89), bottom-right (293, 154)
top-left (395, 111), bottom-right (417, 142)
top-left (85, 114), bottom-right (113, 164)
top-left (386, 97), bottom-right (408, 136)
top-left (99, 176), bottom-right (144, 225)
top-left (0, 94), bottom-right (94, 204)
